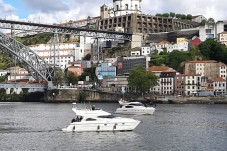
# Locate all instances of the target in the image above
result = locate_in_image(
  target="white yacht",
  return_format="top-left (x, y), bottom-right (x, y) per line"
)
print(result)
top-left (115, 99), bottom-right (156, 115)
top-left (62, 103), bottom-right (141, 132)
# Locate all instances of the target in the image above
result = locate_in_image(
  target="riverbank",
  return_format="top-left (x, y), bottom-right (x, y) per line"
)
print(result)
top-left (1, 89), bottom-right (227, 104)
top-left (168, 96), bottom-right (227, 104)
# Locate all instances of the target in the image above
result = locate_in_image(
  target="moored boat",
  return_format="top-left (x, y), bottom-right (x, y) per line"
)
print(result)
top-left (115, 99), bottom-right (156, 115)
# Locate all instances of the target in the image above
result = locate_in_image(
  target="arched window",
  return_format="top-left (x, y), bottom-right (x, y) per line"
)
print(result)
top-left (135, 4), bottom-right (138, 10)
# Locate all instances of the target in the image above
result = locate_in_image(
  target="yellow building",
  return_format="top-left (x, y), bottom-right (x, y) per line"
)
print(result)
top-left (176, 37), bottom-right (188, 44)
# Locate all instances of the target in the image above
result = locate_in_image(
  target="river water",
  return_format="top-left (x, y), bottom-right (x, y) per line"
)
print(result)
top-left (0, 102), bottom-right (227, 151)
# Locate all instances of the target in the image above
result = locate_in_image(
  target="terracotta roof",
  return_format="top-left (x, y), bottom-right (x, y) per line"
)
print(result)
top-left (219, 31), bottom-right (227, 34)
top-left (213, 77), bottom-right (226, 82)
top-left (177, 74), bottom-right (201, 77)
top-left (159, 41), bottom-right (170, 45)
top-left (219, 62), bottom-right (227, 67)
top-left (187, 60), bottom-right (217, 63)
top-left (148, 66), bottom-right (175, 72)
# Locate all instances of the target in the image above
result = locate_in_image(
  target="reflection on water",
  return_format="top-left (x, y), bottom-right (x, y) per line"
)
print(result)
top-left (0, 103), bottom-right (227, 151)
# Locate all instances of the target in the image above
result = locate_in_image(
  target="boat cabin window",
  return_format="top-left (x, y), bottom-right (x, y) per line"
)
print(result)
top-left (98, 115), bottom-right (115, 118)
top-left (125, 105), bottom-right (133, 108)
top-left (86, 118), bottom-right (97, 121)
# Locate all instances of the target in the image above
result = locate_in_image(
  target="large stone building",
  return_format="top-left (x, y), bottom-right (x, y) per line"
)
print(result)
top-left (98, 13), bottom-right (193, 34)
top-left (98, 0), bottom-right (193, 34)
top-left (185, 60), bottom-right (226, 80)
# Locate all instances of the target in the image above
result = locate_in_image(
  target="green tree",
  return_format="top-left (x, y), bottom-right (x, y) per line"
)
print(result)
top-left (199, 39), bottom-right (227, 64)
top-left (128, 66), bottom-right (158, 94)
top-left (78, 67), bottom-right (97, 82)
top-left (189, 47), bottom-right (202, 60)
top-left (168, 50), bottom-right (192, 73)
top-left (186, 14), bottom-right (192, 20)
top-left (66, 71), bottom-right (78, 85)
top-left (181, 14), bottom-right (186, 20)
top-left (52, 68), bottom-right (66, 86)
top-left (0, 54), bottom-right (13, 70)
top-left (170, 12), bottom-right (176, 18)
top-left (176, 14), bottom-right (182, 19)
top-left (200, 19), bottom-right (207, 26)
top-left (155, 13), bottom-right (163, 17)
top-left (163, 13), bottom-right (170, 18)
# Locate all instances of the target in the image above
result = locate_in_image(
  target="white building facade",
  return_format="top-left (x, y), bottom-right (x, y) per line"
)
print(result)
top-left (213, 77), bottom-right (226, 95)
top-left (199, 20), bottom-right (224, 41)
top-left (218, 31), bottom-right (227, 46)
top-left (29, 39), bottom-right (85, 69)
top-left (112, 0), bottom-right (142, 17)
top-left (219, 63), bottom-right (227, 80)
top-left (184, 74), bottom-right (202, 96)
top-left (145, 41), bottom-right (188, 54)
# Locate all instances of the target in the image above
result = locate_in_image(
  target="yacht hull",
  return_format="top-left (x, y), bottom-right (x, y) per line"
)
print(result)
top-left (115, 108), bottom-right (155, 115)
top-left (62, 119), bottom-right (140, 132)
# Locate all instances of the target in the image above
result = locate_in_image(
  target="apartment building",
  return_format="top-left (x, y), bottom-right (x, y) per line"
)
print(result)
top-left (218, 31), bottom-right (227, 46)
top-left (29, 41), bottom-right (85, 70)
top-left (199, 20), bottom-right (224, 41)
top-left (213, 77), bottom-right (226, 95)
top-left (175, 74), bottom-right (202, 96)
top-left (117, 56), bottom-right (150, 76)
top-left (184, 74), bottom-right (202, 96)
top-left (7, 66), bottom-right (34, 83)
top-left (185, 60), bottom-right (220, 79)
top-left (149, 66), bottom-right (176, 95)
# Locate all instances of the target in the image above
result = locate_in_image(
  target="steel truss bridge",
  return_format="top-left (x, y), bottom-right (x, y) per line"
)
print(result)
top-left (0, 19), bottom-right (132, 83)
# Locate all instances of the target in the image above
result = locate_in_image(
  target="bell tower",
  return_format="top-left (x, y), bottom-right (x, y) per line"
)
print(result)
top-left (100, 4), bottom-right (109, 19)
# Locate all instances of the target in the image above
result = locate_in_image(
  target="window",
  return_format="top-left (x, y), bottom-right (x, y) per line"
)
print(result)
top-left (125, 4), bottom-right (128, 10)
top-left (116, 5), bottom-right (119, 11)
top-left (86, 118), bottom-right (96, 121)
top-left (135, 4), bottom-right (138, 10)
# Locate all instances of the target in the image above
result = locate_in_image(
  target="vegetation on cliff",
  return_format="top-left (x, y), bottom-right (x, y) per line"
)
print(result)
top-left (155, 12), bottom-right (193, 20)
top-left (0, 54), bottom-right (14, 70)
top-left (151, 39), bottom-right (227, 73)
top-left (16, 33), bottom-right (52, 45)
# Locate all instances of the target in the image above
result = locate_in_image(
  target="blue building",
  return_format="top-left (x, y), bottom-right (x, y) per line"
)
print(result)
top-left (96, 62), bottom-right (116, 79)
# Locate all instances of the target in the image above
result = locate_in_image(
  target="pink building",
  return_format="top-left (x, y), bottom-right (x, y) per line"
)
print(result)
top-left (67, 62), bottom-right (84, 77)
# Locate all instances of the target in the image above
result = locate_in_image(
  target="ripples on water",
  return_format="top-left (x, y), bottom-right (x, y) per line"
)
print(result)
top-left (0, 102), bottom-right (227, 151)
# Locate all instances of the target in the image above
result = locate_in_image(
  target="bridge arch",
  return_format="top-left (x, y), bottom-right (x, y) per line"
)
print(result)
top-left (0, 32), bottom-right (54, 82)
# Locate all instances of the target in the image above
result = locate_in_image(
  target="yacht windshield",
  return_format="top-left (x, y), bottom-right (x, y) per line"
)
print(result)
top-left (129, 103), bottom-right (144, 106)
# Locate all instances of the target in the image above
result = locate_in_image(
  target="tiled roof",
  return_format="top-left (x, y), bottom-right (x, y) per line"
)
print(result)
top-left (148, 66), bottom-right (175, 72)
top-left (213, 77), bottom-right (226, 82)
top-left (187, 60), bottom-right (217, 63)
top-left (177, 74), bottom-right (201, 77)
top-left (219, 62), bottom-right (227, 67)
top-left (159, 41), bottom-right (170, 45)
top-left (219, 31), bottom-right (227, 34)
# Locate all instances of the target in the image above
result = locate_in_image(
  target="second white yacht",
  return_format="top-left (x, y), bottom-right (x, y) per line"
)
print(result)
top-left (115, 99), bottom-right (156, 115)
